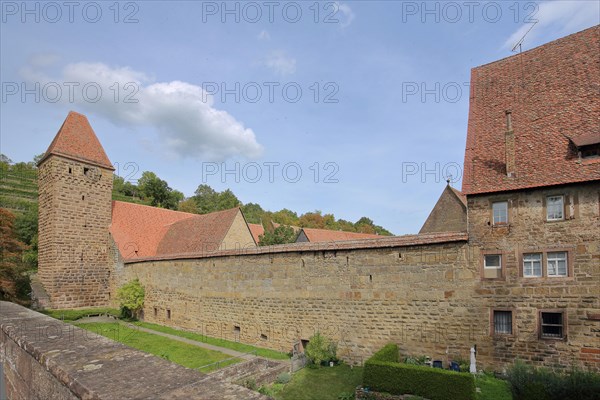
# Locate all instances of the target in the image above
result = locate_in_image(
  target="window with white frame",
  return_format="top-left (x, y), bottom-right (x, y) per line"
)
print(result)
top-left (492, 201), bottom-right (508, 225)
top-left (546, 196), bottom-right (564, 221)
top-left (493, 310), bottom-right (512, 335)
top-left (483, 254), bottom-right (502, 279)
top-left (547, 252), bottom-right (568, 277)
top-left (523, 253), bottom-right (542, 277)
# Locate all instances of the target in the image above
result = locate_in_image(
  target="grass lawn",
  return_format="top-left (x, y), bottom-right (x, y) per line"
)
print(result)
top-left (476, 374), bottom-right (512, 400)
top-left (76, 322), bottom-right (238, 372)
top-left (135, 321), bottom-right (289, 360)
top-left (274, 364), bottom-right (363, 400)
top-left (42, 308), bottom-right (121, 322)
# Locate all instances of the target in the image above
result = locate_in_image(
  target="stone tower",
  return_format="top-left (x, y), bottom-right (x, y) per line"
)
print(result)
top-left (37, 111), bottom-right (114, 309)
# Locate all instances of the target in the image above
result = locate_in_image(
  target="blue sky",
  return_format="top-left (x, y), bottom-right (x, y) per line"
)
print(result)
top-left (1, 1), bottom-right (598, 234)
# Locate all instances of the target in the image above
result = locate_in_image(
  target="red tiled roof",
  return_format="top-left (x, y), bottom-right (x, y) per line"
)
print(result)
top-left (248, 223), bottom-right (264, 244)
top-left (124, 231), bottom-right (469, 264)
top-left (39, 111), bottom-right (114, 170)
top-left (462, 26), bottom-right (600, 195)
top-left (110, 201), bottom-right (196, 259)
top-left (156, 208), bottom-right (240, 255)
top-left (300, 227), bottom-right (381, 242)
top-left (569, 132), bottom-right (600, 147)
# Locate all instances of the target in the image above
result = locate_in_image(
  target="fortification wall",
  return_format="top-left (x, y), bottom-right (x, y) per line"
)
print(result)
top-left (118, 240), bottom-right (497, 366)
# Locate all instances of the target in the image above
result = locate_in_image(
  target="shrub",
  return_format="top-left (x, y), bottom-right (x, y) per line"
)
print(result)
top-left (507, 360), bottom-right (600, 400)
top-left (370, 343), bottom-right (399, 363)
top-left (116, 279), bottom-right (145, 319)
top-left (276, 372), bottom-right (291, 384)
top-left (305, 331), bottom-right (337, 366)
top-left (364, 344), bottom-right (475, 400)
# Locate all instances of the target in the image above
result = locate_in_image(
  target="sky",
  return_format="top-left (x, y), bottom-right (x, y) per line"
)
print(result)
top-left (1, 1), bottom-right (598, 234)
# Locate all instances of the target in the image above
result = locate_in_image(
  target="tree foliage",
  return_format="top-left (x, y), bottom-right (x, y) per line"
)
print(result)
top-left (192, 184), bottom-right (241, 214)
top-left (0, 209), bottom-right (31, 303)
top-left (305, 332), bottom-right (337, 367)
top-left (258, 225), bottom-right (297, 246)
top-left (117, 278), bottom-right (145, 319)
top-left (137, 171), bottom-right (182, 209)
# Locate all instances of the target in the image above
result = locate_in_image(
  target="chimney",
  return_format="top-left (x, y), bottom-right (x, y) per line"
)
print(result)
top-left (505, 111), bottom-right (515, 177)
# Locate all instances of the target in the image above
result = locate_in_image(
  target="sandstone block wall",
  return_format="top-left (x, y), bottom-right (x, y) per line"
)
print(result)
top-left (118, 241), bottom-right (496, 367)
top-left (0, 302), bottom-right (267, 399)
top-left (38, 156), bottom-right (113, 309)
top-left (467, 182), bottom-right (600, 370)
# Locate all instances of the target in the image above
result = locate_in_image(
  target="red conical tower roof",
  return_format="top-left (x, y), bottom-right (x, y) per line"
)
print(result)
top-left (39, 111), bottom-right (114, 170)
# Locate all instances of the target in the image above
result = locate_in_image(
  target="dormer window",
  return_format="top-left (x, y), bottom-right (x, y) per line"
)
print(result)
top-left (569, 133), bottom-right (600, 160)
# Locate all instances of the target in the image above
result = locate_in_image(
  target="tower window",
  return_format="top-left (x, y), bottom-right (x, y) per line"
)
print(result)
top-left (84, 167), bottom-right (90, 175)
top-left (68, 167), bottom-right (72, 174)
top-left (82, 195), bottom-right (85, 201)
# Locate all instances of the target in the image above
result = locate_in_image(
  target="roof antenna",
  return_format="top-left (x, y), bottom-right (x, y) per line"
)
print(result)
top-left (511, 21), bottom-right (538, 53)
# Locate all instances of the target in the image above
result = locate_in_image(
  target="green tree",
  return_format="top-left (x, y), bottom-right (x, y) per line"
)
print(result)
top-left (0, 154), bottom-right (12, 164)
top-left (259, 225), bottom-right (297, 246)
top-left (14, 204), bottom-right (38, 269)
top-left (272, 209), bottom-right (299, 226)
top-left (193, 184), bottom-right (219, 213)
top-left (241, 203), bottom-right (265, 224)
top-left (33, 153), bottom-right (44, 165)
top-left (305, 332), bottom-right (337, 367)
top-left (217, 189), bottom-right (241, 210)
top-left (117, 278), bottom-right (145, 319)
top-left (138, 171), bottom-right (179, 209)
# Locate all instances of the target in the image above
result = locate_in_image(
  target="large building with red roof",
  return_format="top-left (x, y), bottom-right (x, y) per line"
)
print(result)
top-left (34, 26), bottom-right (599, 372)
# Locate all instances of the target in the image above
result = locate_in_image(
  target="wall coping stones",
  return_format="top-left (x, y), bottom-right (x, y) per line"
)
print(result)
top-left (124, 231), bottom-right (469, 264)
top-left (0, 301), bottom-right (268, 399)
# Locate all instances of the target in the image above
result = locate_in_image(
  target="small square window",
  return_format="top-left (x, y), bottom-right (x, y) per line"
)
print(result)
top-left (540, 312), bottom-right (564, 339)
top-left (234, 326), bottom-right (241, 333)
top-left (483, 254), bottom-right (502, 279)
top-left (547, 196), bottom-right (564, 221)
top-left (523, 253), bottom-right (542, 277)
top-left (492, 202), bottom-right (508, 225)
top-left (493, 310), bottom-right (512, 335)
top-left (547, 252), bottom-right (568, 277)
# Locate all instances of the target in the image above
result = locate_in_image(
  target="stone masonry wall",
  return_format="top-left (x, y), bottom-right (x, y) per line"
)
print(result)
top-left (0, 301), bottom-right (267, 399)
top-left (118, 241), bottom-right (497, 367)
top-left (38, 156), bottom-right (113, 309)
top-left (467, 181), bottom-right (600, 371)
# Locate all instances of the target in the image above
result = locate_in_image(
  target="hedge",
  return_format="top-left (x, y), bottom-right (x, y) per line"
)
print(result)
top-left (363, 344), bottom-right (476, 400)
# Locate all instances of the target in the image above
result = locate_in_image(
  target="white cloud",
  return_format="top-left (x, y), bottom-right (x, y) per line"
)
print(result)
top-left (20, 62), bottom-right (263, 161)
top-left (335, 2), bottom-right (355, 28)
top-left (264, 51), bottom-right (296, 75)
top-left (258, 30), bottom-right (270, 40)
top-left (503, 1), bottom-right (599, 50)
